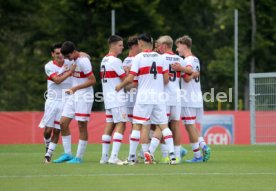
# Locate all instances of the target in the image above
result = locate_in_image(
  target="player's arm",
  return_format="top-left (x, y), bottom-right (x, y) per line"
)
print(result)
top-left (66, 73), bottom-right (96, 94)
top-left (51, 64), bottom-right (76, 84)
top-left (79, 52), bottom-right (91, 60)
top-left (124, 80), bottom-right (138, 91)
top-left (171, 63), bottom-right (193, 75)
top-left (163, 72), bottom-right (169, 85)
top-left (115, 74), bottom-right (135, 92)
top-left (183, 71), bottom-right (199, 83)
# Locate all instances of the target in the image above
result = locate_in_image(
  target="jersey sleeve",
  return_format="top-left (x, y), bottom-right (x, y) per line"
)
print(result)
top-left (129, 56), bottom-right (139, 76)
top-left (113, 58), bottom-right (126, 78)
top-left (184, 57), bottom-right (194, 69)
top-left (45, 63), bottom-right (57, 79)
top-left (79, 57), bottom-right (93, 76)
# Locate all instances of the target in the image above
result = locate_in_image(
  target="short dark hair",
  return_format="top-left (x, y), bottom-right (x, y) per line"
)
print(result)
top-left (108, 35), bottom-right (123, 45)
top-left (138, 33), bottom-right (153, 44)
top-left (61, 41), bottom-right (76, 55)
top-left (50, 42), bottom-right (62, 53)
top-left (127, 35), bottom-right (138, 48)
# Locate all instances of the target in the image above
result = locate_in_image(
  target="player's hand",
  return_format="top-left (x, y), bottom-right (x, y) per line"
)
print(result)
top-left (69, 64), bottom-right (77, 73)
top-left (65, 88), bottom-right (76, 95)
top-left (170, 62), bottom-right (181, 71)
top-left (192, 71), bottom-right (200, 79)
top-left (115, 84), bottom-right (122, 92)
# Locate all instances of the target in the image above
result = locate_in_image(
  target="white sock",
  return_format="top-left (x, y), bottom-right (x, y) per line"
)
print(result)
top-left (160, 143), bottom-right (168, 157)
top-left (162, 128), bottom-right (175, 154)
top-left (129, 130), bottom-right (140, 159)
top-left (148, 137), bottom-right (160, 154)
top-left (191, 142), bottom-right (202, 158)
top-left (110, 132), bottom-right (123, 159)
top-left (44, 137), bottom-right (51, 147)
top-left (102, 134), bottom-right (111, 159)
top-left (149, 129), bottom-right (154, 140)
top-left (45, 142), bottom-right (57, 157)
top-left (76, 140), bottom-right (88, 159)
top-left (174, 145), bottom-right (181, 159)
top-left (198, 137), bottom-right (207, 149)
top-left (62, 135), bottom-right (71, 155)
top-left (141, 144), bottom-right (150, 153)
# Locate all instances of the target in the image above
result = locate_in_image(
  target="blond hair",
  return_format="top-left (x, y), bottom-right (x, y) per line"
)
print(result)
top-left (175, 35), bottom-right (192, 48)
top-left (157, 35), bottom-right (173, 49)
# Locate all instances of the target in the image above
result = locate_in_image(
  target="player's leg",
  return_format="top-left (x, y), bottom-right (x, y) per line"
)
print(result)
top-left (100, 109), bottom-right (115, 164)
top-left (44, 127), bottom-right (52, 152)
top-left (108, 107), bottom-right (128, 165)
top-left (182, 107), bottom-right (202, 162)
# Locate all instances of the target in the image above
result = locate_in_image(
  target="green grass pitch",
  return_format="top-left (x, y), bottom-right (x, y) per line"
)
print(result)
top-left (0, 144), bottom-right (276, 191)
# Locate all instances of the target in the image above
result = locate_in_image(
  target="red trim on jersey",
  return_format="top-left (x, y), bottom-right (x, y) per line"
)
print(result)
top-left (143, 50), bottom-right (153, 53)
top-left (132, 115), bottom-right (150, 121)
top-left (193, 148), bottom-right (200, 152)
top-left (119, 73), bottom-right (126, 79)
top-left (53, 60), bottom-right (63, 67)
top-left (106, 115), bottom-right (113, 118)
top-left (164, 52), bottom-right (175, 55)
top-left (47, 72), bottom-right (58, 80)
top-left (162, 69), bottom-right (168, 74)
top-left (182, 116), bottom-right (196, 120)
top-left (133, 80), bottom-right (138, 83)
top-left (130, 138), bottom-right (140, 142)
top-left (164, 135), bottom-right (173, 140)
top-left (73, 71), bottom-right (93, 78)
top-left (186, 64), bottom-right (193, 68)
top-left (113, 139), bottom-right (122, 142)
top-left (100, 71), bottom-right (119, 78)
top-left (182, 73), bottom-right (192, 78)
top-left (54, 121), bottom-right (60, 125)
top-left (102, 141), bottom-right (111, 144)
top-left (138, 66), bottom-right (163, 76)
top-left (75, 113), bottom-right (90, 117)
top-left (167, 113), bottom-right (171, 116)
top-left (129, 71), bottom-right (137, 76)
top-left (128, 114), bottom-right (133, 118)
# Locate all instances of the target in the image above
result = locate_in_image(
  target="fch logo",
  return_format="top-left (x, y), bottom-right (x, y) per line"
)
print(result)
top-left (201, 115), bottom-right (234, 145)
top-left (203, 125), bottom-right (232, 145)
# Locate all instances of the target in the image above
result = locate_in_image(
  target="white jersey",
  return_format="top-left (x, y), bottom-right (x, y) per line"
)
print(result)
top-left (122, 56), bottom-right (137, 107)
top-left (100, 54), bottom-right (127, 109)
top-left (181, 55), bottom-right (203, 108)
top-left (162, 52), bottom-right (184, 106)
top-left (130, 50), bottom-right (168, 105)
top-left (72, 57), bottom-right (94, 96)
top-left (45, 59), bottom-right (73, 100)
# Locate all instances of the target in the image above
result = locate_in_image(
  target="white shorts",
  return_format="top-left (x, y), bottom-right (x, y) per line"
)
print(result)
top-left (62, 95), bottom-right (93, 121)
top-left (126, 107), bottom-right (134, 122)
top-left (166, 105), bottom-right (181, 121)
top-left (132, 104), bottom-right (168, 125)
top-left (39, 99), bottom-right (64, 129)
top-left (181, 107), bottom-right (204, 124)
top-left (105, 106), bottom-right (128, 123)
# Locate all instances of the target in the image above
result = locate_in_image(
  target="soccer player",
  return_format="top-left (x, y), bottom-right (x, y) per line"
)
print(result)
top-left (122, 35), bottom-right (140, 122)
top-left (172, 35), bottom-right (211, 162)
top-left (147, 35), bottom-right (191, 163)
top-left (39, 42), bottom-right (75, 163)
top-left (53, 41), bottom-right (96, 164)
top-left (115, 33), bottom-right (176, 165)
top-left (100, 35), bottom-right (128, 165)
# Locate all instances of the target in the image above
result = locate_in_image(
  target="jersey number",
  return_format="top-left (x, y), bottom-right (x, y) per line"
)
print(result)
top-left (150, 62), bottom-right (157, 79)
top-left (169, 65), bottom-right (176, 82)
top-left (101, 65), bottom-right (107, 83)
top-left (194, 66), bottom-right (200, 83)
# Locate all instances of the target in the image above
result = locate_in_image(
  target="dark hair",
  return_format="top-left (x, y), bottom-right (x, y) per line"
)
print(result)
top-left (108, 35), bottom-right (123, 45)
top-left (50, 42), bottom-right (62, 53)
top-left (137, 33), bottom-right (153, 44)
top-left (61, 41), bottom-right (76, 55)
top-left (127, 35), bottom-right (138, 48)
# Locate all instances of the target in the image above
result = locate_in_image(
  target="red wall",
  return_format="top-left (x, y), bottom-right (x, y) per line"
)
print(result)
top-left (0, 111), bottom-right (250, 144)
